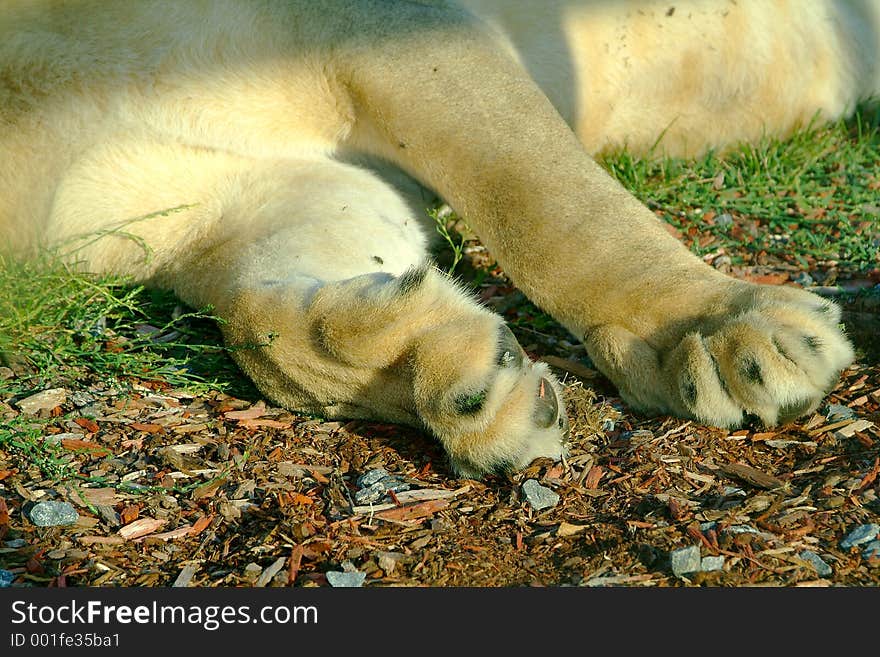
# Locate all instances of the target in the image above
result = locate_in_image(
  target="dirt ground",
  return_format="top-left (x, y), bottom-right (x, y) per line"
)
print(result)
top-left (1, 241), bottom-right (878, 589)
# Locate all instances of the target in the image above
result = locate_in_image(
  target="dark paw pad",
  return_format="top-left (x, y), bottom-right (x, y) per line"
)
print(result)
top-left (454, 390), bottom-right (486, 415)
top-left (742, 358), bottom-right (764, 385)
top-left (802, 335), bottom-right (822, 352)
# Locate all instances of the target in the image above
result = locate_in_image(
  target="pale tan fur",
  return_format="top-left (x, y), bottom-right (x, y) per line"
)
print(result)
top-left (1, 0), bottom-right (868, 475)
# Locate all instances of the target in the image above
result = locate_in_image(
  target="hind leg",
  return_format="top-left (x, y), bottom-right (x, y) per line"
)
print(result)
top-left (168, 158), bottom-right (567, 477)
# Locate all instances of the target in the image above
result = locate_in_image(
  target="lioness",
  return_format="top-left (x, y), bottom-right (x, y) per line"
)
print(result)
top-left (1, 0), bottom-right (870, 476)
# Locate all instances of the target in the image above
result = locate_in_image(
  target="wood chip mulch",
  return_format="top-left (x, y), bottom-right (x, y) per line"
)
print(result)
top-left (1, 345), bottom-right (878, 588)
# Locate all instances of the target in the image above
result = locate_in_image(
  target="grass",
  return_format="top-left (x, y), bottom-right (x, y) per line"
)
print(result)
top-left (0, 254), bottom-right (237, 399)
top-left (600, 110), bottom-right (880, 274)
top-left (1, 109), bottom-right (877, 483)
top-left (0, 254), bottom-right (253, 481)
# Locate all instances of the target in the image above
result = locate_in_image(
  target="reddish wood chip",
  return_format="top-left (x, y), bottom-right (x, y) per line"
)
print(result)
top-left (720, 462), bottom-right (784, 489)
top-left (743, 272), bottom-right (789, 285)
top-left (118, 517), bottom-right (166, 540)
top-left (857, 457), bottom-right (879, 491)
top-left (237, 418), bottom-right (291, 430)
top-left (74, 417), bottom-right (100, 433)
top-left (78, 536), bottom-right (126, 546)
top-left (143, 525), bottom-right (193, 542)
top-left (288, 545), bottom-right (304, 586)
top-left (130, 422), bottom-right (164, 434)
top-left (61, 438), bottom-right (111, 456)
top-left (374, 500), bottom-right (449, 521)
top-left (191, 514), bottom-right (214, 536)
top-left (0, 470), bottom-right (15, 481)
top-left (584, 465), bottom-right (605, 490)
top-left (223, 401), bottom-right (268, 420)
top-left (120, 505), bottom-right (140, 524)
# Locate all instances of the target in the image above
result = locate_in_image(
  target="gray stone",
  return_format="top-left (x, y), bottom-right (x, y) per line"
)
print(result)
top-left (16, 388), bottom-right (67, 415)
top-left (356, 468), bottom-right (389, 488)
top-left (861, 540), bottom-right (880, 560)
top-left (700, 556), bottom-right (725, 572)
top-left (798, 550), bottom-right (832, 577)
top-left (715, 213), bottom-right (734, 227)
top-left (840, 524), bottom-right (879, 549)
top-left (670, 545), bottom-right (702, 576)
top-left (326, 570), bottom-right (366, 588)
top-left (0, 570), bottom-right (14, 587)
top-left (353, 469), bottom-right (410, 505)
top-left (722, 524), bottom-right (773, 540)
top-left (521, 479), bottom-right (560, 511)
top-left (791, 272), bottom-right (815, 287)
top-left (29, 501), bottom-right (79, 527)
top-left (69, 391), bottom-right (96, 408)
top-left (4, 539), bottom-right (26, 548)
top-left (826, 404), bottom-right (856, 422)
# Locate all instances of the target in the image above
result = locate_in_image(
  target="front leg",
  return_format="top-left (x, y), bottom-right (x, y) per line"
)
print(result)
top-left (332, 1), bottom-right (854, 427)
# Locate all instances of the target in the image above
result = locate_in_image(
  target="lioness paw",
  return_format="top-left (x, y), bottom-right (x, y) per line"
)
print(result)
top-left (587, 285), bottom-right (854, 429)
top-left (416, 323), bottom-right (569, 478)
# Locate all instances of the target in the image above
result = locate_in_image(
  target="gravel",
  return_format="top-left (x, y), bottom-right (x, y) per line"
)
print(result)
top-left (0, 570), bottom-right (15, 587)
top-left (700, 556), bottom-right (725, 572)
top-left (825, 403), bottom-right (856, 422)
top-left (28, 501), bottom-right (79, 527)
top-left (670, 545), bottom-right (702, 576)
top-left (521, 479), bottom-right (560, 511)
top-left (840, 524), bottom-right (879, 549)
top-left (354, 468), bottom-right (411, 505)
top-left (15, 388), bottom-right (68, 415)
top-left (326, 570), bottom-right (367, 588)
top-left (798, 550), bottom-right (833, 577)
top-left (862, 541), bottom-right (880, 560)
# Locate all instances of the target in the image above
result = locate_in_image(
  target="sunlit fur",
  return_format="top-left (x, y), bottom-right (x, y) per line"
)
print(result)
top-left (1, 0), bottom-right (865, 475)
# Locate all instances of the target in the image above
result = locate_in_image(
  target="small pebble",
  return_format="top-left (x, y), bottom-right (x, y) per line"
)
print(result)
top-left (29, 501), bottom-right (79, 527)
top-left (353, 469), bottom-right (410, 505)
top-left (326, 570), bottom-right (366, 588)
top-left (791, 271), bottom-right (815, 287)
top-left (861, 540), bottom-right (880, 561)
top-left (4, 539), bottom-right (27, 548)
top-left (356, 468), bottom-right (389, 488)
top-left (700, 556), bottom-right (725, 572)
top-left (825, 404), bottom-right (856, 422)
top-left (521, 479), bottom-right (560, 511)
top-left (16, 388), bottom-right (68, 415)
top-left (799, 550), bottom-right (832, 577)
top-left (0, 570), bottom-right (15, 587)
top-left (715, 213), bottom-right (734, 227)
top-left (723, 524), bottom-right (761, 535)
top-left (670, 545), bottom-right (702, 576)
top-left (840, 524), bottom-right (879, 549)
